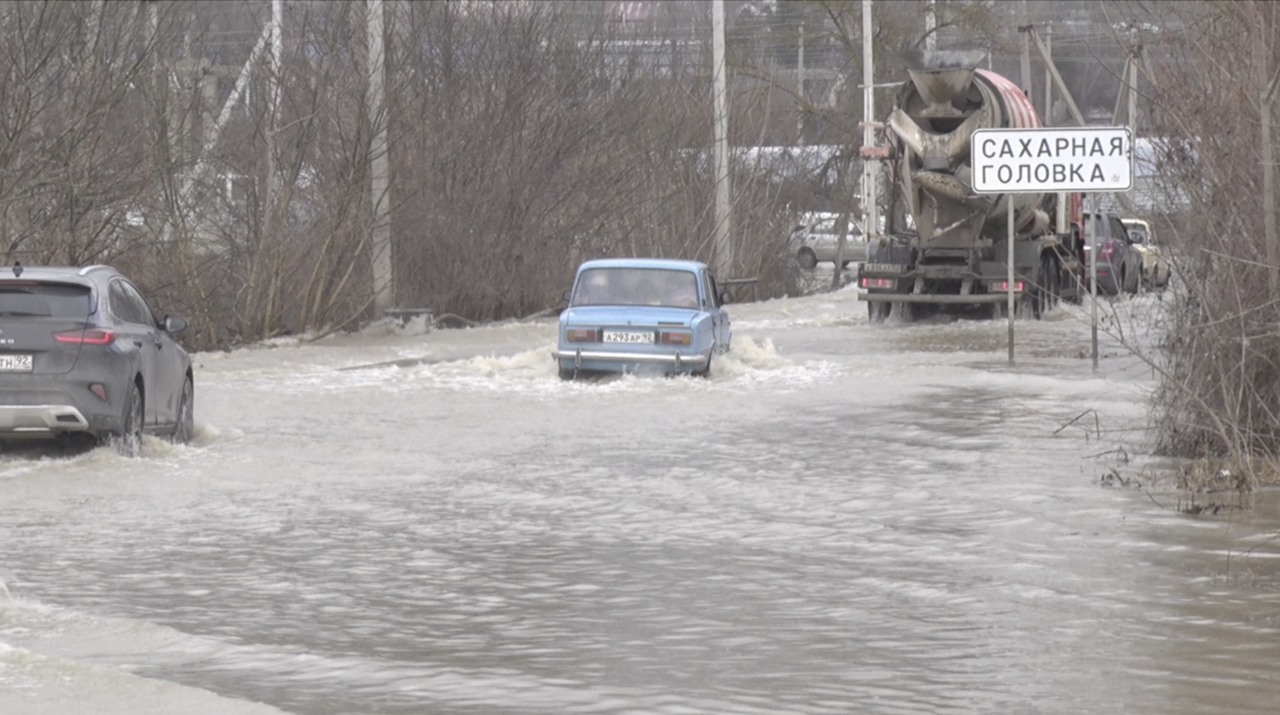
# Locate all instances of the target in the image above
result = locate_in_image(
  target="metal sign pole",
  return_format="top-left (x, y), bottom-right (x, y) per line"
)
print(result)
top-left (1090, 193), bottom-right (1098, 370)
top-left (968, 126), bottom-right (1132, 370)
top-left (1007, 198), bottom-right (1015, 364)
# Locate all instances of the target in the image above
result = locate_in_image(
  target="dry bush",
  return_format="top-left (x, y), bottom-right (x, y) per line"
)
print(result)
top-left (0, 1), bottom-right (160, 266)
top-left (389, 0), bottom-right (798, 322)
top-left (1133, 1), bottom-right (1280, 466)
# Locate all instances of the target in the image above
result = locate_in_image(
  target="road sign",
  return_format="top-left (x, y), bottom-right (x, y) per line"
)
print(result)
top-left (970, 127), bottom-right (1133, 194)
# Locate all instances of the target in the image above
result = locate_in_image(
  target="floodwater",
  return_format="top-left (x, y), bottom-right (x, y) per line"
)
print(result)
top-left (3, 286), bottom-right (1280, 715)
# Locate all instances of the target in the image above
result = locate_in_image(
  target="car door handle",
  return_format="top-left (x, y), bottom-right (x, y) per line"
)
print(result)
top-left (133, 340), bottom-right (143, 348)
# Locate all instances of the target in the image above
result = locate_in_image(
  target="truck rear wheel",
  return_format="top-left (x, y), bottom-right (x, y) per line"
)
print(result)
top-left (1038, 255), bottom-right (1059, 315)
top-left (868, 301), bottom-right (890, 323)
top-left (1015, 293), bottom-right (1037, 321)
top-left (889, 301), bottom-right (914, 323)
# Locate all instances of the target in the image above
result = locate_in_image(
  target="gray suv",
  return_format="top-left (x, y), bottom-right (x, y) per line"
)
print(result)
top-left (0, 264), bottom-right (193, 455)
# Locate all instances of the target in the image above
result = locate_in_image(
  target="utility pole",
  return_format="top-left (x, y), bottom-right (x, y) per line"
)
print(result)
top-left (712, 0), bottom-right (732, 276)
top-left (796, 20), bottom-right (804, 146)
top-left (1043, 23), bottom-right (1052, 123)
top-left (1019, 0), bottom-right (1032, 99)
top-left (267, 0), bottom-right (282, 222)
top-left (862, 0), bottom-right (877, 241)
top-left (924, 0), bottom-right (935, 52)
top-left (1264, 65), bottom-right (1280, 299)
top-left (1128, 47), bottom-right (1138, 137)
top-left (367, 0), bottom-right (394, 315)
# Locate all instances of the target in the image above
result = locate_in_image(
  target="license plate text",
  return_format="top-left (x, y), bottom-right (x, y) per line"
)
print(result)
top-left (0, 354), bottom-right (33, 372)
top-left (603, 331), bottom-right (654, 344)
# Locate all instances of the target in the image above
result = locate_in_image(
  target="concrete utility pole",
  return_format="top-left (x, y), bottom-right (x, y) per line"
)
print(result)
top-left (712, 0), bottom-right (733, 276)
top-left (797, 20), bottom-right (804, 145)
top-left (925, 0), bottom-right (936, 52)
top-left (1264, 66), bottom-right (1280, 299)
top-left (367, 0), bottom-right (394, 315)
top-left (1128, 48), bottom-right (1138, 137)
top-left (1043, 23), bottom-right (1052, 122)
top-left (267, 0), bottom-right (282, 224)
top-left (1019, 0), bottom-right (1032, 99)
top-left (861, 0), bottom-right (877, 241)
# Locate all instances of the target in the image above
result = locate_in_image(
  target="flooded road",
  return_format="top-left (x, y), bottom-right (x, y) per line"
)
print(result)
top-left (3, 287), bottom-right (1280, 715)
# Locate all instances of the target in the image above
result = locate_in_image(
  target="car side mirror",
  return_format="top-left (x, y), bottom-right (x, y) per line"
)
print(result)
top-left (562, 289), bottom-right (572, 303)
top-left (719, 291), bottom-right (734, 305)
top-left (164, 314), bottom-right (188, 333)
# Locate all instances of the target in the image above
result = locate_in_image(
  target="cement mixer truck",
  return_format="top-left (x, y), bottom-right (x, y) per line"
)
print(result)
top-left (859, 51), bottom-right (1088, 322)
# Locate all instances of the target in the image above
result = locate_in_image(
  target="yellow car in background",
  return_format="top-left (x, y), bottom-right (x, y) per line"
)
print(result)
top-left (1121, 218), bottom-right (1171, 290)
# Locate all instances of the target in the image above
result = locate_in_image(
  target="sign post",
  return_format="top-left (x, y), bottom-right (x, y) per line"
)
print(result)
top-left (1007, 197), bottom-right (1015, 362)
top-left (970, 127), bottom-right (1133, 365)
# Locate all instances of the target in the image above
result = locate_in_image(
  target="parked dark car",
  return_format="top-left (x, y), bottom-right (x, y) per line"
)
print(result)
top-left (0, 264), bottom-right (193, 455)
top-left (1083, 213), bottom-right (1141, 296)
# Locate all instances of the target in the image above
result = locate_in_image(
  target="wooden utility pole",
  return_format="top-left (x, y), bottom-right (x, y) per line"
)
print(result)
top-left (712, 0), bottom-right (732, 277)
top-left (367, 0), bottom-right (394, 315)
top-left (1031, 29), bottom-right (1084, 127)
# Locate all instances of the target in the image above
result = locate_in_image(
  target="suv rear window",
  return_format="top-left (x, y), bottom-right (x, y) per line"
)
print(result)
top-left (0, 282), bottom-right (92, 319)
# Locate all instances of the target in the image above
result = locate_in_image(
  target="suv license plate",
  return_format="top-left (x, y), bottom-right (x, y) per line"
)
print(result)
top-left (0, 354), bottom-right (33, 372)
top-left (603, 331), bottom-right (653, 344)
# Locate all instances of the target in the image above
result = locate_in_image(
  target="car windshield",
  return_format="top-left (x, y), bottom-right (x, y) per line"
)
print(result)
top-left (572, 268), bottom-right (700, 308)
top-left (0, 282), bottom-right (91, 319)
top-left (1127, 226), bottom-right (1147, 244)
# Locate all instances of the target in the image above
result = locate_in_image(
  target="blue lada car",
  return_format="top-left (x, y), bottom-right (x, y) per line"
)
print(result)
top-left (553, 258), bottom-right (732, 379)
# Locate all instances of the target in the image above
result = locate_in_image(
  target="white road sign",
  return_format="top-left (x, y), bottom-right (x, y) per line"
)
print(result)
top-left (970, 127), bottom-right (1133, 194)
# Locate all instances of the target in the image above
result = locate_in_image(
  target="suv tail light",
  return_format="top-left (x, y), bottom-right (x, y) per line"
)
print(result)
top-left (54, 329), bottom-right (115, 345)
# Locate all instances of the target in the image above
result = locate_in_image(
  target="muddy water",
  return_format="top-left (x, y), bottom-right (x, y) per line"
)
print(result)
top-left (2, 289), bottom-right (1279, 715)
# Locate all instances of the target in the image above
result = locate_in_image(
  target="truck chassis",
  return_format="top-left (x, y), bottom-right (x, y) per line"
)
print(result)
top-left (858, 234), bottom-right (1083, 323)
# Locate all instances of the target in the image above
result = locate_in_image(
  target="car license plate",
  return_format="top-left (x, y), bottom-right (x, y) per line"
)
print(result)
top-left (603, 330), bottom-right (653, 344)
top-left (863, 263), bottom-right (905, 274)
top-left (0, 354), bottom-right (33, 372)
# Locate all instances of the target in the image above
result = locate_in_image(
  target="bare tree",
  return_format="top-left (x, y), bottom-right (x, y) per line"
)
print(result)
top-left (1115, 0), bottom-right (1280, 485)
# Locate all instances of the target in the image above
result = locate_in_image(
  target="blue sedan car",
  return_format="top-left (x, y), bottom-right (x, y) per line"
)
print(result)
top-left (553, 258), bottom-right (732, 379)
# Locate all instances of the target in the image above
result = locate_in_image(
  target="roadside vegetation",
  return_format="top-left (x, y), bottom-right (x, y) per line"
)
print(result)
top-left (0, 0), bottom-right (809, 349)
top-left (3, 0), bottom-right (1279, 489)
top-left (1125, 0), bottom-right (1280, 489)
